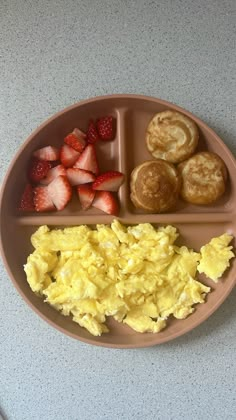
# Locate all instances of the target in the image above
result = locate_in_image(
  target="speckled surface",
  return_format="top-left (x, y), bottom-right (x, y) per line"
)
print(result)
top-left (0, 1), bottom-right (236, 419)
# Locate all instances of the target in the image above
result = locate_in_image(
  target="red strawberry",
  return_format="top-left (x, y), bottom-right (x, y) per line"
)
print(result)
top-left (33, 146), bottom-right (60, 161)
top-left (60, 144), bottom-right (80, 168)
top-left (86, 120), bottom-right (99, 144)
top-left (97, 116), bottom-right (114, 141)
top-left (47, 175), bottom-right (72, 210)
top-left (92, 191), bottom-right (119, 215)
top-left (72, 128), bottom-right (86, 140)
top-left (40, 164), bottom-right (67, 185)
top-left (66, 168), bottom-right (95, 186)
top-left (92, 171), bottom-right (124, 191)
top-left (77, 184), bottom-right (95, 210)
top-left (33, 186), bottom-right (55, 212)
top-left (28, 158), bottom-right (51, 183)
top-left (19, 184), bottom-right (35, 211)
top-left (73, 144), bottom-right (99, 175)
top-left (64, 133), bottom-right (86, 153)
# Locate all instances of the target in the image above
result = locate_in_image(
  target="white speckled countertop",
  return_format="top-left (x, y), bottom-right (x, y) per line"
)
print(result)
top-left (1, 1), bottom-right (236, 419)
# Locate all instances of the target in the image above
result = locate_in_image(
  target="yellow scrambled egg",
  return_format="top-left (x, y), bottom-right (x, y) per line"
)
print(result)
top-left (197, 233), bottom-right (234, 282)
top-left (24, 221), bottom-right (234, 336)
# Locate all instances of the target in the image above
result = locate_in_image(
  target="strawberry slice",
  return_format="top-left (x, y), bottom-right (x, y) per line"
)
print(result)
top-left (92, 171), bottom-right (124, 191)
top-left (28, 158), bottom-right (51, 183)
top-left (86, 120), bottom-right (99, 144)
top-left (66, 168), bottom-right (95, 186)
top-left (72, 128), bottom-right (86, 140)
top-left (33, 186), bottom-right (55, 212)
top-left (33, 146), bottom-right (60, 161)
top-left (77, 184), bottom-right (95, 210)
top-left (97, 116), bottom-right (114, 141)
top-left (60, 144), bottom-right (80, 168)
top-left (48, 175), bottom-right (72, 210)
top-left (92, 191), bottom-right (119, 215)
top-left (40, 164), bottom-right (67, 185)
top-left (64, 132), bottom-right (86, 153)
top-left (19, 184), bottom-right (35, 211)
top-left (73, 144), bottom-right (99, 175)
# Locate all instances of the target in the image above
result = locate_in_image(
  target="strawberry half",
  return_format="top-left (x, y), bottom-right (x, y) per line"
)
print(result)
top-left (72, 128), bottom-right (86, 140)
top-left (73, 144), bottom-right (99, 175)
top-left (28, 158), bottom-right (51, 183)
top-left (40, 164), bottom-right (67, 185)
top-left (97, 116), bottom-right (114, 141)
top-left (66, 168), bottom-right (95, 186)
top-left (92, 171), bottom-right (124, 191)
top-left (86, 120), bottom-right (99, 144)
top-left (60, 144), bottom-right (80, 168)
top-left (33, 186), bottom-right (55, 212)
top-left (48, 175), bottom-right (72, 210)
top-left (92, 191), bottom-right (119, 215)
top-left (33, 146), bottom-right (60, 161)
top-left (64, 132), bottom-right (86, 153)
top-left (19, 184), bottom-right (35, 211)
top-left (77, 184), bottom-right (95, 210)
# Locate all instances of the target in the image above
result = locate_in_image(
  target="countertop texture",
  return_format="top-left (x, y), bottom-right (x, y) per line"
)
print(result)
top-left (1, 1), bottom-right (236, 419)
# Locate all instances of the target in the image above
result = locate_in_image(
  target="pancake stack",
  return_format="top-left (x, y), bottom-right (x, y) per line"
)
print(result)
top-left (178, 152), bottom-right (227, 204)
top-left (146, 110), bottom-right (199, 164)
top-left (130, 160), bottom-right (181, 213)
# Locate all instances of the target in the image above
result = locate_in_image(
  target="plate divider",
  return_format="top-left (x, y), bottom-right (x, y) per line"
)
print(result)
top-left (15, 212), bottom-right (234, 226)
top-left (116, 107), bottom-right (129, 211)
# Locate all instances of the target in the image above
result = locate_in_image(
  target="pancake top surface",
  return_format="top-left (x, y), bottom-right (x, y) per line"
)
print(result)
top-left (178, 152), bottom-right (227, 204)
top-left (146, 110), bottom-right (199, 163)
top-left (130, 160), bottom-right (181, 212)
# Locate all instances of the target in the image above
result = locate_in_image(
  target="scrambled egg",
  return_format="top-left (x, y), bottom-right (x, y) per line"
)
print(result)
top-left (197, 233), bottom-right (234, 282)
top-left (24, 221), bottom-right (234, 336)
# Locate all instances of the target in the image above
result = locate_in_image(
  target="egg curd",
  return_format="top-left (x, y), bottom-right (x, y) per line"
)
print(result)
top-left (24, 220), bottom-right (234, 336)
top-left (197, 233), bottom-right (234, 282)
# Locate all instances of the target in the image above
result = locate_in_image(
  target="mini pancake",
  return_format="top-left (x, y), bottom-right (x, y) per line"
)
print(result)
top-left (146, 110), bottom-right (199, 163)
top-left (178, 152), bottom-right (227, 205)
top-left (130, 160), bottom-right (181, 213)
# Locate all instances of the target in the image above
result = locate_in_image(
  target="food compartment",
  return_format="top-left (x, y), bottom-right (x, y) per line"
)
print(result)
top-left (7, 103), bottom-right (125, 218)
top-left (1, 218), bottom-right (235, 347)
top-left (123, 106), bottom-right (235, 215)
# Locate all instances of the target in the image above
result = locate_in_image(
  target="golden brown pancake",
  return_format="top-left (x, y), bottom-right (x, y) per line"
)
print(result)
top-left (130, 160), bottom-right (181, 213)
top-left (146, 110), bottom-right (199, 163)
top-left (178, 152), bottom-right (227, 205)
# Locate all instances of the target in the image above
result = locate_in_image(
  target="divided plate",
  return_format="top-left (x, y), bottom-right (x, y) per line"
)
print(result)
top-left (0, 94), bottom-right (236, 348)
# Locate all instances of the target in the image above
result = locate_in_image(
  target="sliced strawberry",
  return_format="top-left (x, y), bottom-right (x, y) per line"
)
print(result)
top-left (86, 120), bottom-right (99, 144)
top-left (47, 175), bottom-right (72, 210)
top-left (33, 186), bottom-right (55, 212)
top-left (72, 128), bottom-right (86, 140)
top-left (66, 168), bottom-right (95, 186)
top-left (97, 116), bottom-right (114, 141)
top-left (92, 191), bottom-right (119, 215)
top-left (73, 144), bottom-right (99, 175)
top-left (92, 171), bottom-right (124, 191)
top-left (77, 184), bottom-right (95, 210)
top-left (40, 164), bottom-right (67, 185)
top-left (19, 184), bottom-right (35, 211)
top-left (28, 158), bottom-right (51, 183)
top-left (33, 146), bottom-right (60, 161)
top-left (60, 144), bottom-right (80, 168)
top-left (64, 133), bottom-right (86, 153)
